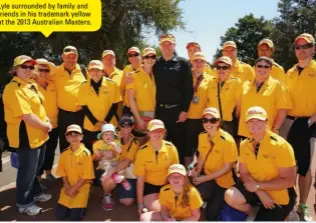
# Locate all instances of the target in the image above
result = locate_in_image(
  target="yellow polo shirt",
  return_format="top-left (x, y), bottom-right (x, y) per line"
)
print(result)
top-left (198, 129), bottom-right (238, 188)
top-left (205, 64), bottom-right (217, 77)
top-left (238, 76), bottom-right (292, 138)
top-left (239, 131), bottom-right (295, 205)
top-left (134, 140), bottom-right (179, 186)
top-left (50, 64), bottom-right (86, 112)
top-left (286, 60), bottom-right (316, 117)
top-left (78, 77), bottom-right (121, 132)
top-left (271, 61), bottom-right (287, 85)
top-left (56, 144), bottom-right (95, 208)
top-left (126, 67), bottom-right (156, 112)
top-left (120, 137), bottom-right (139, 162)
top-left (3, 77), bottom-right (48, 149)
top-left (207, 75), bottom-right (242, 121)
top-left (37, 81), bottom-right (58, 129)
top-left (232, 60), bottom-right (255, 83)
top-left (159, 184), bottom-right (203, 220)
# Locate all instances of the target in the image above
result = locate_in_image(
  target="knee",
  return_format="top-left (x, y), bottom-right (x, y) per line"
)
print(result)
top-left (224, 188), bottom-right (236, 206)
top-left (139, 212), bottom-right (151, 221)
top-left (119, 198), bottom-right (134, 206)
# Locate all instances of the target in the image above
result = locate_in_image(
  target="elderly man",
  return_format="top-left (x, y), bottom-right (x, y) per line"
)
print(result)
top-left (50, 46), bottom-right (87, 152)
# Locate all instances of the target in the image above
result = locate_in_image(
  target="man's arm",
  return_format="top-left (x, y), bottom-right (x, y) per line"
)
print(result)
top-left (180, 60), bottom-right (193, 112)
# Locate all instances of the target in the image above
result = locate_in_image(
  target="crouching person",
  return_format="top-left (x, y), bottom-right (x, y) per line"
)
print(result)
top-left (224, 106), bottom-right (296, 221)
top-left (140, 164), bottom-right (203, 221)
top-left (55, 125), bottom-right (95, 221)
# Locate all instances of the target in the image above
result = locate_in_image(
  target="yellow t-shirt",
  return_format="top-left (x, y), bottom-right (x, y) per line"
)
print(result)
top-left (93, 139), bottom-right (121, 163)
top-left (159, 184), bottom-right (203, 220)
top-left (3, 76), bottom-right (48, 149)
top-left (198, 129), bottom-right (238, 188)
top-left (56, 144), bottom-right (95, 208)
top-left (239, 131), bottom-right (296, 205)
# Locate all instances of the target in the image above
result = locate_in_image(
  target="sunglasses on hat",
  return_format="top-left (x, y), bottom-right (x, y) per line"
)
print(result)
top-left (201, 118), bottom-right (219, 124)
top-left (128, 52), bottom-right (140, 58)
top-left (120, 122), bottom-right (133, 128)
top-left (294, 43), bottom-right (314, 50)
top-left (20, 64), bottom-right (35, 70)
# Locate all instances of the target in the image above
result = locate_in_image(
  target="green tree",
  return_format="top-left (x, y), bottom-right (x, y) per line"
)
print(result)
top-left (0, 0), bottom-right (184, 85)
top-left (213, 14), bottom-right (272, 65)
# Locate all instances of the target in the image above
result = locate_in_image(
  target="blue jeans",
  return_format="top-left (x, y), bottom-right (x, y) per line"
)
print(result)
top-left (16, 143), bottom-right (46, 208)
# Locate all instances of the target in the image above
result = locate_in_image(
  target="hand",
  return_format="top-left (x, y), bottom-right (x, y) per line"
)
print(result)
top-left (176, 112), bottom-right (187, 123)
top-left (137, 119), bottom-right (147, 130)
top-left (192, 175), bottom-right (209, 185)
top-left (244, 181), bottom-right (258, 193)
top-left (125, 72), bottom-right (134, 85)
top-left (137, 205), bottom-right (144, 216)
top-left (44, 121), bottom-right (52, 132)
top-left (271, 128), bottom-right (279, 134)
top-left (188, 167), bottom-right (200, 177)
top-left (66, 187), bottom-right (78, 198)
top-left (103, 150), bottom-right (115, 159)
top-left (257, 191), bottom-right (279, 209)
top-left (94, 152), bottom-right (101, 160)
top-left (95, 121), bottom-right (107, 129)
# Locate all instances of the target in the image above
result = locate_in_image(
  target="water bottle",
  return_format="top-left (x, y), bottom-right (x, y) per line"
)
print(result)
top-left (111, 173), bottom-right (125, 183)
top-left (121, 178), bottom-right (131, 191)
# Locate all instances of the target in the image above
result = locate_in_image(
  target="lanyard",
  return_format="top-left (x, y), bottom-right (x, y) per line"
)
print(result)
top-left (194, 74), bottom-right (203, 93)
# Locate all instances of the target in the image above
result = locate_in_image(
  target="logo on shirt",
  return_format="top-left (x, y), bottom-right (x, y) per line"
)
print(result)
top-left (308, 73), bottom-right (316, 77)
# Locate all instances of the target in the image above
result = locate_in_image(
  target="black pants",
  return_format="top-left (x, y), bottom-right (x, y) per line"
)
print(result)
top-left (55, 203), bottom-right (85, 221)
top-left (39, 128), bottom-right (58, 174)
top-left (155, 105), bottom-right (186, 164)
top-left (185, 118), bottom-right (203, 157)
top-left (16, 144), bottom-right (46, 207)
top-left (196, 180), bottom-right (226, 221)
top-left (58, 109), bottom-right (84, 152)
top-left (82, 129), bottom-right (99, 154)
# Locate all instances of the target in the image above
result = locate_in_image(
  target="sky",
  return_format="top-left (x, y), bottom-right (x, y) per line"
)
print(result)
top-left (143, 0), bottom-right (280, 61)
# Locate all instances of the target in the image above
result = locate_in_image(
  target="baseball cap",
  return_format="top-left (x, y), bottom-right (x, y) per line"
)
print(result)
top-left (102, 50), bottom-right (115, 58)
top-left (222, 41), bottom-right (237, 49)
top-left (36, 58), bottom-right (56, 71)
top-left (202, 107), bottom-right (220, 119)
top-left (127, 47), bottom-right (140, 54)
top-left (258, 39), bottom-right (274, 48)
top-left (159, 34), bottom-right (176, 44)
top-left (88, 60), bottom-right (103, 70)
top-left (97, 124), bottom-right (117, 139)
top-left (65, 124), bottom-right (82, 135)
top-left (192, 52), bottom-right (207, 61)
top-left (119, 116), bottom-right (134, 126)
top-left (63, 46), bottom-right (78, 55)
top-left (186, 42), bottom-right (201, 49)
top-left (245, 106), bottom-right (268, 122)
top-left (214, 56), bottom-right (232, 67)
top-left (13, 55), bottom-right (37, 67)
top-left (142, 47), bottom-right (156, 57)
top-left (294, 33), bottom-right (315, 44)
top-left (167, 164), bottom-right (187, 177)
top-left (147, 119), bottom-right (165, 131)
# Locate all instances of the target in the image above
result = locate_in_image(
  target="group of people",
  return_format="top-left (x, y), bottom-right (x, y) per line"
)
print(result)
top-left (1, 32), bottom-right (316, 221)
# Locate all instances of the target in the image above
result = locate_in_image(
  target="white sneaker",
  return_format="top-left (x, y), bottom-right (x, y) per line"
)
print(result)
top-left (18, 204), bottom-right (42, 216)
top-left (34, 193), bottom-right (52, 202)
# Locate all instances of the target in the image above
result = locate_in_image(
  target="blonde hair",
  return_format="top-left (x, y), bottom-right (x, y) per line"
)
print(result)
top-left (180, 177), bottom-right (191, 208)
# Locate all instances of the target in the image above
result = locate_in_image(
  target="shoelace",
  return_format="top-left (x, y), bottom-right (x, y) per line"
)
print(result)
top-left (104, 196), bottom-right (111, 203)
top-left (302, 206), bottom-right (311, 216)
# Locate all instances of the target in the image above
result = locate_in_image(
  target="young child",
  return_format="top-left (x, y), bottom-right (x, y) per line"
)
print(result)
top-left (55, 124), bottom-right (95, 221)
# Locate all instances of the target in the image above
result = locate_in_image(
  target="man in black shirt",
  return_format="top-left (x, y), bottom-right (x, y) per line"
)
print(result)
top-left (154, 34), bottom-right (193, 164)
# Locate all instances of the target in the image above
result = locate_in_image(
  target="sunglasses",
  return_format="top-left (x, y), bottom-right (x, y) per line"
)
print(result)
top-left (20, 64), bottom-right (35, 70)
top-left (294, 43), bottom-right (314, 50)
top-left (256, 65), bottom-right (271, 69)
top-left (38, 68), bottom-right (50, 73)
top-left (216, 65), bottom-right (230, 71)
top-left (144, 55), bottom-right (156, 60)
top-left (120, 122), bottom-right (133, 128)
top-left (201, 118), bottom-right (219, 124)
top-left (128, 53), bottom-right (140, 58)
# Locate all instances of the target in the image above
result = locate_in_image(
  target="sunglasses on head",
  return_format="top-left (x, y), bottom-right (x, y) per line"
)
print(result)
top-left (256, 64), bottom-right (271, 69)
top-left (144, 55), bottom-right (156, 60)
top-left (201, 118), bottom-right (219, 124)
top-left (120, 122), bottom-right (133, 128)
top-left (294, 43), bottom-right (314, 50)
top-left (38, 68), bottom-right (50, 73)
top-left (216, 65), bottom-right (230, 71)
top-left (20, 64), bottom-right (35, 70)
top-left (128, 52), bottom-right (140, 58)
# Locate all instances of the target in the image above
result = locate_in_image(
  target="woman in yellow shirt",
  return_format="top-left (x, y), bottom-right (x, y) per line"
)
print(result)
top-left (140, 164), bottom-right (203, 221)
top-left (190, 107), bottom-right (238, 221)
top-left (134, 119), bottom-right (179, 216)
top-left (225, 106), bottom-right (296, 221)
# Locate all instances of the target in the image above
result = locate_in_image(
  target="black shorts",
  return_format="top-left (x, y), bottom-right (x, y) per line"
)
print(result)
top-left (143, 182), bottom-right (163, 196)
top-left (234, 182), bottom-right (296, 221)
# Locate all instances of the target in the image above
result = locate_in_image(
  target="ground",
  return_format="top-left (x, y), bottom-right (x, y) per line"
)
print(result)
top-left (0, 150), bottom-right (315, 221)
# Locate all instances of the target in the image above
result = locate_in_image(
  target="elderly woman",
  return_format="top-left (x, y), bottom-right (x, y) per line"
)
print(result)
top-left (238, 56), bottom-right (292, 139)
top-left (134, 119), bottom-right (179, 216)
top-left (3, 55), bottom-right (52, 215)
top-left (191, 107), bottom-right (238, 221)
top-left (225, 106), bottom-right (296, 221)
top-left (207, 56), bottom-right (242, 137)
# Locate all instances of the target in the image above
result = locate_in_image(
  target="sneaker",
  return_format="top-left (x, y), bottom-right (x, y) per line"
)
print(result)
top-left (18, 204), bottom-right (42, 216)
top-left (34, 193), bottom-right (52, 202)
top-left (286, 209), bottom-right (300, 221)
top-left (298, 204), bottom-right (313, 221)
top-left (102, 195), bottom-right (113, 211)
top-left (246, 216), bottom-right (255, 222)
top-left (46, 173), bottom-right (57, 182)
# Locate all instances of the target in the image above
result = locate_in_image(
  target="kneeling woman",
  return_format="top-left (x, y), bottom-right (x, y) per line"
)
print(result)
top-left (134, 119), bottom-right (179, 215)
top-left (191, 107), bottom-right (238, 221)
top-left (140, 164), bottom-right (203, 221)
top-left (225, 106), bottom-right (296, 221)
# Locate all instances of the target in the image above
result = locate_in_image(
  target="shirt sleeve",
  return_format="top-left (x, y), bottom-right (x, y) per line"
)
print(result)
top-left (55, 153), bottom-right (66, 177)
top-left (238, 140), bottom-right (247, 163)
top-left (82, 154), bottom-right (95, 180)
top-left (111, 81), bottom-right (122, 104)
top-left (133, 150), bottom-right (145, 176)
top-left (274, 141), bottom-right (296, 168)
top-left (224, 140), bottom-right (238, 163)
top-left (189, 187), bottom-right (204, 209)
top-left (275, 82), bottom-right (293, 110)
top-left (246, 65), bottom-right (255, 82)
top-left (158, 188), bottom-right (169, 207)
top-left (126, 139), bottom-right (140, 162)
top-left (234, 79), bottom-right (243, 102)
top-left (180, 60), bottom-right (194, 112)
top-left (77, 84), bottom-right (87, 106)
top-left (8, 88), bottom-right (33, 118)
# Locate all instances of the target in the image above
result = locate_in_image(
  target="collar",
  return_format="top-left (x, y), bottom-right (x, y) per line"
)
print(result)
top-left (149, 140), bottom-right (169, 153)
top-left (109, 67), bottom-right (121, 79)
top-left (88, 76), bottom-right (108, 87)
top-left (233, 59), bottom-right (241, 68)
top-left (253, 75), bottom-right (272, 87)
top-left (62, 63), bottom-right (80, 73)
top-left (71, 143), bottom-right (85, 156)
top-left (161, 55), bottom-right (178, 62)
top-left (12, 76), bottom-right (32, 86)
top-left (295, 59), bottom-right (316, 70)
